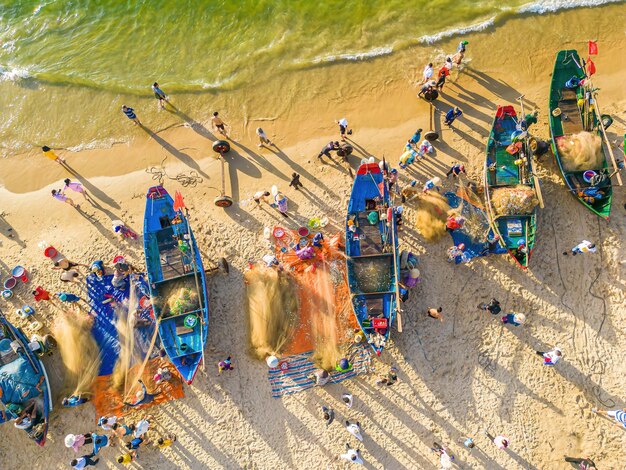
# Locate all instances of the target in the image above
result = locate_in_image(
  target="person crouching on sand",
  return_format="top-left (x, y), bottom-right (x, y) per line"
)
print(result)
top-left (308, 369), bottom-right (330, 386)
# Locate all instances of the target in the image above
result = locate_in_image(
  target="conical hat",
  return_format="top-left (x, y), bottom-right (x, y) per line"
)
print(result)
top-left (65, 434), bottom-right (76, 447)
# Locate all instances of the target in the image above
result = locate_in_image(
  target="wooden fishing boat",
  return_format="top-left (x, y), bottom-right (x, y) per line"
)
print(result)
top-left (484, 105), bottom-right (539, 269)
top-left (345, 162), bottom-right (401, 356)
top-left (549, 49), bottom-right (612, 219)
top-left (143, 186), bottom-right (209, 384)
top-left (0, 310), bottom-right (53, 446)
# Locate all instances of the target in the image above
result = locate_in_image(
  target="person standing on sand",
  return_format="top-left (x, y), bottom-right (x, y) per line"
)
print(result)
top-left (256, 128), bottom-right (272, 147)
top-left (421, 63), bottom-right (433, 84)
top-left (485, 431), bottom-right (509, 450)
top-left (436, 65), bottom-right (449, 91)
top-left (563, 240), bottom-right (596, 256)
top-left (427, 307), bottom-right (443, 321)
top-left (345, 421), bottom-right (363, 441)
top-left (408, 128), bottom-right (422, 146)
top-left (340, 443), bottom-right (364, 465)
top-left (121, 105), bottom-right (140, 125)
top-left (322, 406), bottom-right (335, 426)
top-left (70, 454), bottom-right (99, 469)
top-left (341, 393), bottom-right (353, 408)
top-left (42, 145), bottom-right (65, 164)
top-left (446, 163), bottom-right (466, 178)
top-left (444, 107), bottom-right (463, 126)
top-left (592, 408), bottom-right (626, 428)
top-left (289, 173), bottom-right (303, 190)
top-left (478, 298), bottom-right (501, 315)
top-left (117, 451), bottom-right (137, 466)
top-left (151, 82), bottom-right (168, 109)
top-left (52, 189), bottom-right (76, 207)
top-left (211, 112), bottom-right (228, 137)
top-left (337, 118), bottom-right (351, 140)
top-left (536, 346), bottom-right (562, 366)
top-left (432, 442), bottom-right (454, 469)
top-left (64, 178), bottom-right (92, 202)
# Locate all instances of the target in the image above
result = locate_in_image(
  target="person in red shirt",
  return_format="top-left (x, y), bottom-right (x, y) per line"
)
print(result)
top-left (32, 286), bottom-right (51, 302)
top-left (436, 66), bottom-right (450, 91)
top-left (446, 215), bottom-right (465, 233)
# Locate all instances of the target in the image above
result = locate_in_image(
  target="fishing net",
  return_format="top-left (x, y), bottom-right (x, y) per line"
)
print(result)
top-left (164, 287), bottom-right (199, 317)
top-left (245, 229), bottom-right (358, 369)
top-left (491, 186), bottom-right (538, 216)
top-left (52, 311), bottom-right (101, 398)
top-left (557, 131), bottom-right (603, 171)
top-left (412, 191), bottom-right (451, 242)
top-left (244, 267), bottom-right (299, 360)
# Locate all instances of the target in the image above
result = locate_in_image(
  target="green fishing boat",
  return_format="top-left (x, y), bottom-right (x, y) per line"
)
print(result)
top-left (484, 105), bottom-right (540, 270)
top-left (548, 50), bottom-right (612, 220)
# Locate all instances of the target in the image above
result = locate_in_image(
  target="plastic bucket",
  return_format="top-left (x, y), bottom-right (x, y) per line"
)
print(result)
top-left (44, 246), bottom-right (58, 258)
top-left (297, 226), bottom-right (309, 237)
top-left (583, 170), bottom-right (597, 183)
top-left (11, 266), bottom-right (25, 278)
top-left (3, 278), bottom-right (17, 290)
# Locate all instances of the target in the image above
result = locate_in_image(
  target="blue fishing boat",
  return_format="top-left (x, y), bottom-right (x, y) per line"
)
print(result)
top-left (143, 186), bottom-right (209, 384)
top-left (0, 310), bottom-right (53, 446)
top-left (345, 162), bottom-right (401, 356)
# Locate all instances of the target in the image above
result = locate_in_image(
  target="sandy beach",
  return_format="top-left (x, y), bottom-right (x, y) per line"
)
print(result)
top-left (0, 3), bottom-right (625, 469)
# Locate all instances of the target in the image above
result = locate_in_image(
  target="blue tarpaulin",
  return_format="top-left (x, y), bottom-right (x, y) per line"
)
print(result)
top-left (86, 273), bottom-right (156, 376)
top-left (445, 192), bottom-right (506, 264)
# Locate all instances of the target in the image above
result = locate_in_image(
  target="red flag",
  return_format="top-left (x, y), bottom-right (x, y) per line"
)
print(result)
top-left (587, 59), bottom-right (596, 76)
top-left (173, 190), bottom-right (186, 212)
top-left (588, 40), bottom-right (598, 55)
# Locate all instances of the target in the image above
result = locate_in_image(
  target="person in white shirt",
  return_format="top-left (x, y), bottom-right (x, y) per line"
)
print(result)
top-left (536, 346), bottom-right (562, 366)
top-left (341, 393), bottom-right (353, 408)
top-left (340, 443), bottom-right (364, 465)
top-left (256, 128), bottom-right (272, 147)
top-left (421, 63), bottom-right (433, 84)
top-left (566, 240), bottom-right (597, 256)
top-left (345, 421), bottom-right (363, 441)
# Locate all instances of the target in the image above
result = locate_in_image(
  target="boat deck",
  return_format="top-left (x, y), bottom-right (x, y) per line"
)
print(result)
top-left (558, 89), bottom-right (584, 135)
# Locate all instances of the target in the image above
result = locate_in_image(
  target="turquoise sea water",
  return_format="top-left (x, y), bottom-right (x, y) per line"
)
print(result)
top-left (0, 0), bottom-right (621, 156)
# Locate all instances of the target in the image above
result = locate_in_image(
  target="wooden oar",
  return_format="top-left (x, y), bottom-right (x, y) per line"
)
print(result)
top-left (592, 92), bottom-right (623, 186)
top-left (517, 95), bottom-right (545, 208)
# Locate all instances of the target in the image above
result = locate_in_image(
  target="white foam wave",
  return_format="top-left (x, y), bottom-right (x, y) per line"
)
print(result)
top-left (307, 46), bottom-right (394, 65)
top-left (517, 0), bottom-right (623, 14)
top-left (66, 137), bottom-right (123, 153)
top-left (418, 17), bottom-right (496, 45)
top-left (0, 65), bottom-right (32, 81)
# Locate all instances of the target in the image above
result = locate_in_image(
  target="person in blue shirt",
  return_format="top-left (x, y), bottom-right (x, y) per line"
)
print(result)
top-left (444, 107), bottom-right (463, 126)
top-left (151, 82), bottom-right (168, 109)
top-left (121, 105), bottom-right (141, 125)
top-left (408, 128), bottom-right (422, 146)
top-left (62, 394), bottom-right (89, 407)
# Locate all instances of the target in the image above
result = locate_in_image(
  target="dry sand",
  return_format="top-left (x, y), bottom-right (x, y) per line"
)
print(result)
top-left (0, 4), bottom-right (625, 469)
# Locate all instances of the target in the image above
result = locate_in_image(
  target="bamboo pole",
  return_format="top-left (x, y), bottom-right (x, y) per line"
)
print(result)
top-left (591, 93), bottom-right (623, 186)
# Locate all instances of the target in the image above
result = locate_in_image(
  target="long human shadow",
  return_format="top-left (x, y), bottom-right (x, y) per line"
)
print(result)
top-left (230, 141), bottom-right (289, 181)
top-left (140, 125), bottom-right (210, 179)
top-left (0, 212), bottom-right (26, 248)
top-left (74, 206), bottom-right (126, 249)
top-left (270, 145), bottom-right (339, 199)
top-left (464, 68), bottom-right (538, 109)
top-left (166, 104), bottom-right (217, 141)
top-left (58, 162), bottom-right (120, 209)
top-left (434, 94), bottom-right (493, 126)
